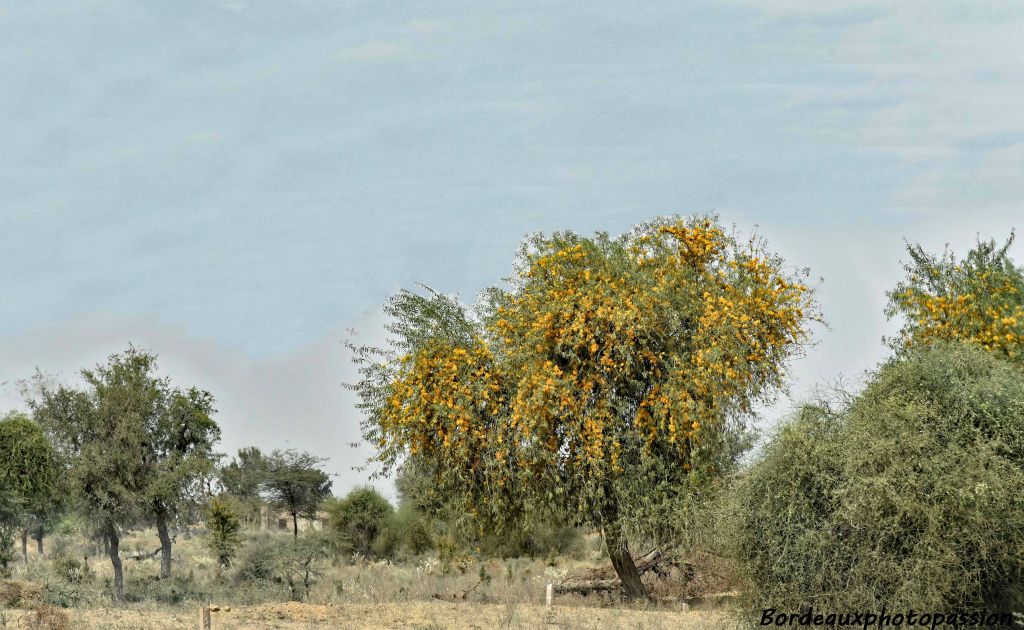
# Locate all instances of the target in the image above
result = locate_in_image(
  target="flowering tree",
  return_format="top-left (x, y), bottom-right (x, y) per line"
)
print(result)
top-left (351, 216), bottom-right (817, 597)
top-left (886, 233), bottom-right (1023, 363)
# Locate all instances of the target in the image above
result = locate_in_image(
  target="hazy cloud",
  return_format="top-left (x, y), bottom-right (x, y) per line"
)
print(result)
top-left (2, 1), bottom-right (1021, 494)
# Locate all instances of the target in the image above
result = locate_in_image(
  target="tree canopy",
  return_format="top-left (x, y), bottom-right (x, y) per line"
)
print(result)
top-left (261, 449), bottom-right (333, 539)
top-left (352, 216), bottom-right (818, 596)
top-left (732, 342), bottom-right (1024, 612)
top-left (886, 232), bottom-right (1023, 362)
top-left (0, 411), bottom-right (60, 562)
top-left (29, 347), bottom-right (220, 599)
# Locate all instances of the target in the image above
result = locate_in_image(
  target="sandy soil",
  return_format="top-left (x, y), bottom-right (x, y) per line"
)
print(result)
top-left (3, 600), bottom-right (731, 629)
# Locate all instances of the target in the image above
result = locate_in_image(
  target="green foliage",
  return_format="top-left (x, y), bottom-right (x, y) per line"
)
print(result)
top-left (260, 449), bottom-right (333, 539)
top-left (325, 487), bottom-right (393, 557)
top-left (887, 232), bottom-right (1024, 362)
top-left (235, 533), bottom-right (332, 602)
top-left (49, 552), bottom-right (92, 584)
top-left (219, 447), bottom-right (267, 498)
top-left (731, 343), bottom-right (1024, 613)
top-left (0, 411), bottom-right (61, 545)
top-left (351, 217), bottom-right (817, 596)
top-left (393, 458), bottom-right (583, 560)
top-left (147, 384), bottom-right (220, 522)
top-left (218, 447), bottom-right (269, 525)
top-left (220, 446), bottom-right (268, 499)
top-left (134, 574), bottom-right (212, 605)
top-left (0, 489), bottom-right (19, 574)
top-left (206, 495), bottom-right (242, 568)
top-left (386, 505), bottom-right (435, 557)
top-left (28, 347), bottom-right (221, 597)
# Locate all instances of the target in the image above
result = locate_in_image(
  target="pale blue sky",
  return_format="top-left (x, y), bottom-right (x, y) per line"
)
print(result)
top-left (2, 1), bottom-right (1022, 493)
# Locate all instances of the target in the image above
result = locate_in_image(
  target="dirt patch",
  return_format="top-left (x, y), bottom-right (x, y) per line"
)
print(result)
top-left (56, 600), bottom-right (729, 629)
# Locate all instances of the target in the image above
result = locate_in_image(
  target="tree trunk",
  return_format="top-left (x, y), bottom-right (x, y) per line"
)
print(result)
top-left (34, 524), bottom-right (44, 556)
top-left (156, 509), bottom-right (173, 579)
top-left (292, 512), bottom-right (299, 539)
top-left (600, 505), bottom-right (647, 600)
top-left (106, 523), bottom-right (125, 604)
top-left (20, 529), bottom-right (28, 564)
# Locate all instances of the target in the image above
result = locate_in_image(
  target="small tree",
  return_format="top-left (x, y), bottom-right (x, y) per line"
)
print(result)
top-left (147, 386), bottom-right (220, 579)
top-left (218, 447), bottom-right (268, 525)
top-left (0, 411), bottom-right (60, 563)
top-left (261, 450), bottom-right (332, 539)
top-left (352, 216), bottom-right (817, 597)
top-left (886, 232), bottom-right (1023, 362)
top-left (206, 495), bottom-right (242, 569)
top-left (219, 447), bottom-right (267, 497)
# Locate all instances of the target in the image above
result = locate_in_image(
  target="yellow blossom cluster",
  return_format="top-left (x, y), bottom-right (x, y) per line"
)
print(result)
top-left (891, 285), bottom-right (1023, 360)
top-left (380, 338), bottom-right (505, 469)
top-left (492, 218), bottom-right (815, 477)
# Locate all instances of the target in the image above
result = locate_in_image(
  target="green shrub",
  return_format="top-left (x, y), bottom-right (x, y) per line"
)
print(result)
top-left (235, 535), bottom-right (281, 583)
top-left (325, 487), bottom-right (394, 558)
top-left (39, 579), bottom-right (100, 608)
top-left (234, 533), bottom-right (331, 602)
top-left (49, 553), bottom-right (92, 584)
top-left (392, 505), bottom-right (434, 556)
top-left (137, 574), bottom-right (213, 605)
top-left (732, 343), bottom-right (1024, 615)
top-left (206, 495), bottom-right (242, 568)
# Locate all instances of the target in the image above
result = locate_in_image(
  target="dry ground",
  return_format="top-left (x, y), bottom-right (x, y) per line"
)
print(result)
top-left (1, 528), bottom-right (737, 629)
top-left (3, 600), bottom-right (728, 629)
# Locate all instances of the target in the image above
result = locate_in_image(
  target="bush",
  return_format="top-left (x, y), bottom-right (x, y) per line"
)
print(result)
top-left (136, 574), bottom-right (213, 605)
top-left (325, 487), bottom-right (394, 558)
top-left (732, 343), bottom-right (1024, 614)
top-left (206, 495), bottom-right (242, 568)
top-left (235, 533), bottom-right (332, 602)
top-left (0, 524), bottom-right (16, 576)
top-left (1, 579), bottom-right (40, 607)
top-left (26, 604), bottom-right (69, 630)
top-left (49, 553), bottom-right (92, 584)
top-left (235, 535), bottom-right (281, 583)
top-left (38, 580), bottom-right (99, 609)
top-left (476, 519), bottom-right (584, 560)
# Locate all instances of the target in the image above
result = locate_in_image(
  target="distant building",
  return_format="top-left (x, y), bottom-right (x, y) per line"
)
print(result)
top-left (257, 505), bottom-right (330, 533)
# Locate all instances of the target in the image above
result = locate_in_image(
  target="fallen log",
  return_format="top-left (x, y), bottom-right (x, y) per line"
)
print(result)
top-left (556, 548), bottom-right (686, 595)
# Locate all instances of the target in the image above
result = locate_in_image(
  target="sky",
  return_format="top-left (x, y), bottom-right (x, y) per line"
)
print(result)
top-left (2, 1), bottom-right (1022, 498)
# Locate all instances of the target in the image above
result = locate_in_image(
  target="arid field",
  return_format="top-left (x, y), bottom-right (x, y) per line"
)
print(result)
top-left (0, 527), bottom-right (734, 629)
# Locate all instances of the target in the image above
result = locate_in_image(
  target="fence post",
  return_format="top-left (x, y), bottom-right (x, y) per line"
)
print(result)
top-left (545, 583), bottom-right (553, 607)
top-left (199, 605), bottom-right (211, 629)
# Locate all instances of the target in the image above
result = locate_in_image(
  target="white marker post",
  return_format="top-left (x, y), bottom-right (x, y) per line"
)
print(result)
top-left (545, 583), bottom-right (554, 607)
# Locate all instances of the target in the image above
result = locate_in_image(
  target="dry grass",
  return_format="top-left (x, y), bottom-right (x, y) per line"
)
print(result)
top-left (0, 528), bottom-right (733, 629)
top-left (53, 600), bottom-right (727, 629)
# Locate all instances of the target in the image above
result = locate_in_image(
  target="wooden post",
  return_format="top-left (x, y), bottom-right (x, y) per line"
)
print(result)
top-left (199, 605), bottom-right (211, 629)
top-left (545, 583), bottom-right (553, 607)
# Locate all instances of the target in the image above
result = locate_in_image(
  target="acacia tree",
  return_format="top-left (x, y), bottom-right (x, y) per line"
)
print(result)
top-left (886, 232), bottom-right (1023, 362)
top-left (261, 450), bottom-right (333, 539)
top-left (31, 350), bottom-right (157, 602)
top-left (352, 216), bottom-right (817, 597)
top-left (30, 347), bottom-right (220, 600)
top-left (219, 446), bottom-right (268, 525)
top-left (220, 446), bottom-right (267, 498)
top-left (147, 386), bottom-right (220, 579)
top-left (0, 411), bottom-right (60, 563)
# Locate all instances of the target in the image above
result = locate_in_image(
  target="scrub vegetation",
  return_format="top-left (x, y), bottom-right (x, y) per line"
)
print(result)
top-left (1, 217), bottom-right (1021, 628)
